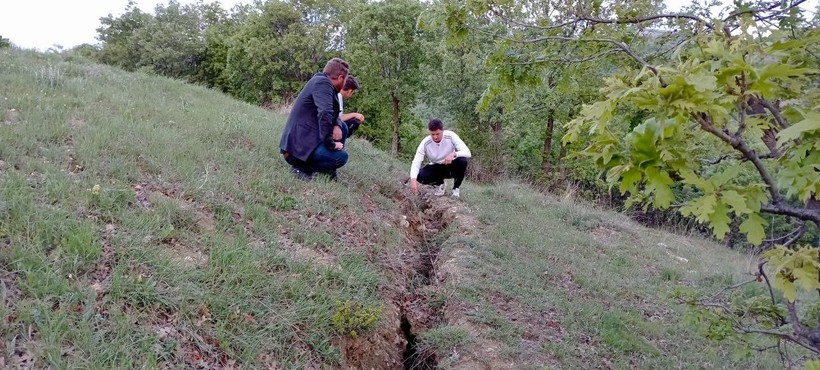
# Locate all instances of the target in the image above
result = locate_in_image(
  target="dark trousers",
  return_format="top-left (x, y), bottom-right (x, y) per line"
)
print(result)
top-left (417, 157), bottom-right (469, 189)
top-left (339, 118), bottom-right (361, 145)
top-left (285, 144), bottom-right (348, 174)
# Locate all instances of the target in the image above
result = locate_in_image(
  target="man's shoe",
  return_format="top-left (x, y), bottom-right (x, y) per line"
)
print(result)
top-left (451, 188), bottom-right (460, 198)
top-left (434, 184), bottom-right (446, 196)
top-left (290, 167), bottom-right (315, 182)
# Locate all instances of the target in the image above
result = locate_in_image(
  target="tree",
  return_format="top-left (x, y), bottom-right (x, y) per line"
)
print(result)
top-left (96, 1), bottom-right (153, 71)
top-left (346, 0), bottom-right (426, 156)
top-left (133, 1), bottom-right (219, 79)
top-left (558, 2), bottom-right (820, 362)
top-left (440, 0), bottom-right (654, 183)
top-left (563, 5), bottom-right (819, 241)
top-left (219, 0), bottom-right (338, 104)
top-left (447, 0), bottom-right (820, 362)
top-left (416, 2), bottom-right (504, 179)
top-left (0, 35), bottom-right (10, 48)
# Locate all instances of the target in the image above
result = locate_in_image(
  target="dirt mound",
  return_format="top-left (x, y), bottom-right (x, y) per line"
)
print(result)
top-left (339, 303), bottom-right (406, 369)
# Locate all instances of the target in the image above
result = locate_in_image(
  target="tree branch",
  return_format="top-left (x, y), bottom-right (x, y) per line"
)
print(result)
top-left (760, 99), bottom-right (789, 129)
top-left (510, 34), bottom-right (667, 87)
top-left (723, 0), bottom-right (809, 24)
top-left (488, 7), bottom-right (582, 31)
top-left (735, 326), bottom-right (820, 355)
top-left (646, 31), bottom-right (698, 63)
top-left (736, 73), bottom-right (748, 138)
top-left (700, 154), bottom-right (734, 165)
top-left (763, 222), bottom-right (807, 246)
top-left (693, 113), bottom-right (820, 227)
top-left (576, 13), bottom-right (713, 30)
top-left (788, 301), bottom-right (809, 337)
top-left (506, 48), bottom-right (620, 65)
top-left (758, 261), bottom-right (779, 309)
top-left (696, 113), bottom-right (775, 192)
top-left (705, 278), bottom-right (758, 302)
top-left (761, 203), bottom-right (820, 228)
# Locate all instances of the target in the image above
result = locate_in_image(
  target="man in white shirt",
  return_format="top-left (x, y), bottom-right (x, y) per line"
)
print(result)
top-left (409, 119), bottom-right (472, 198)
top-left (332, 76), bottom-right (364, 145)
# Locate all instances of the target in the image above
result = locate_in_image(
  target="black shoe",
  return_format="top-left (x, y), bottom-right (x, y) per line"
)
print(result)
top-left (290, 167), bottom-right (315, 182)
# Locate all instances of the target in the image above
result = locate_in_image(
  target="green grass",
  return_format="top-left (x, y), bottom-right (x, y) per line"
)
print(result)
top-left (0, 48), bottom-right (787, 368)
top-left (0, 49), bottom-right (403, 368)
top-left (430, 182), bottom-right (785, 368)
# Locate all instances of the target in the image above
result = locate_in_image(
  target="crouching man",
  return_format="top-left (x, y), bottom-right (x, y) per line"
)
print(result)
top-left (409, 119), bottom-right (471, 198)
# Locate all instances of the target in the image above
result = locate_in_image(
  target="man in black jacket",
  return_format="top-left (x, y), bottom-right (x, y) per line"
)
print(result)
top-left (279, 58), bottom-right (350, 180)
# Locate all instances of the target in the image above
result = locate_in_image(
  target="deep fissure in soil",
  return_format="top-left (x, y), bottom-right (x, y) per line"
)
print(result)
top-left (398, 196), bottom-right (452, 370)
top-left (401, 315), bottom-right (432, 369)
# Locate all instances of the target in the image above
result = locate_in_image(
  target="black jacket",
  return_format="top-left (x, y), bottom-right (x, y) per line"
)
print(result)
top-left (279, 73), bottom-right (341, 161)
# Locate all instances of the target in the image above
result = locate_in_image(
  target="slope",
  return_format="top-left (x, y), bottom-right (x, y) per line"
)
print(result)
top-left (0, 48), bottom-right (780, 369)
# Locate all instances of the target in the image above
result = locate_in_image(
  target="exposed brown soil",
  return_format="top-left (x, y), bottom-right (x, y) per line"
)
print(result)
top-left (277, 233), bottom-right (337, 268)
top-left (590, 225), bottom-right (621, 241)
top-left (335, 189), bottom-right (462, 369)
top-left (337, 302), bottom-right (406, 370)
top-left (3, 108), bottom-right (23, 125)
top-left (149, 308), bottom-right (240, 369)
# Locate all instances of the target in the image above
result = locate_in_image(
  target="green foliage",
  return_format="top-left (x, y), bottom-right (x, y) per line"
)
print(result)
top-left (331, 300), bottom-right (383, 338)
top-left (565, 21), bottom-right (820, 245)
top-left (764, 246), bottom-right (820, 303)
top-left (218, 1), bottom-right (326, 104)
top-left (345, 0), bottom-right (426, 156)
top-left (0, 35), bottom-right (10, 48)
top-left (95, 3), bottom-right (153, 70)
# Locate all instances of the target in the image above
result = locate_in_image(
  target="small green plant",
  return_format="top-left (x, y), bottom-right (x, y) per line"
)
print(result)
top-left (660, 268), bottom-right (681, 282)
top-left (274, 195), bottom-right (299, 210)
top-left (87, 184), bottom-right (131, 216)
top-left (331, 300), bottom-right (382, 338)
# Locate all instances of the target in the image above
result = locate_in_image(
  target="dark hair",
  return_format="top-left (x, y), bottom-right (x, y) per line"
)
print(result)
top-left (323, 58), bottom-right (349, 79)
top-left (427, 119), bottom-right (444, 131)
top-left (343, 75), bottom-right (360, 91)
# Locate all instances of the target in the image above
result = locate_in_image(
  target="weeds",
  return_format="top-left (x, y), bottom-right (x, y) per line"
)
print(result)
top-left (331, 300), bottom-right (383, 338)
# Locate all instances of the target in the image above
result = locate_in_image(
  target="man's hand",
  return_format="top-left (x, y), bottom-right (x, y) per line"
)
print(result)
top-left (334, 142), bottom-right (344, 151)
top-left (410, 179), bottom-right (419, 192)
top-left (444, 152), bottom-right (457, 165)
top-left (332, 125), bottom-right (343, 141)
top-left (353, 113), bottom-right (365, 122)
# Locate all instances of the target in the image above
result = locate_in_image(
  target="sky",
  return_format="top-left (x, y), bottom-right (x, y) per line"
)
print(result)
top-left (1, 0), bottom-right (817, 51)
top-left (0, 0), bottom-right (250, 51)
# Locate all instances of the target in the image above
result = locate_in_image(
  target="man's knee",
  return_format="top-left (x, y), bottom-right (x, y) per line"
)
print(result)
top-left (336, 150), bottom-right (349, 167)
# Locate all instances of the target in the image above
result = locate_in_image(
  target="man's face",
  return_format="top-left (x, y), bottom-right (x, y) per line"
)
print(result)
top-left (429, 129), bottom-right (443, 143)
top-left (331, 74), bottom-right (347, 91)
top-left (341, 89), bottom-right (355, 100)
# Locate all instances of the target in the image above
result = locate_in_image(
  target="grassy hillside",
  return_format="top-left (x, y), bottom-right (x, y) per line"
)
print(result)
top-left (0, 48), bottom-right (780, 369)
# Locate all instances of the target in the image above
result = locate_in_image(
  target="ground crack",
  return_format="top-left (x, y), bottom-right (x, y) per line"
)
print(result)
top-left (398, 194), bottom-right (455, 370)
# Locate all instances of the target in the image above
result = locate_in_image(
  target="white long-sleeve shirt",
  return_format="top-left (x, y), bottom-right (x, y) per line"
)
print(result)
top-left (410, 130), bottom-right (472, 179)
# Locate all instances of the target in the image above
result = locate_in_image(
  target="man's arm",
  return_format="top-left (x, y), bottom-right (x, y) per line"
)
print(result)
top-left (340, 112), bottom-right (365, 122)
top-left (409, 139), bottom-right (427, 191)
top-left (451, 132), bottom-right (472, 158)
top-left (313, 80), bottom-right (341, 149)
